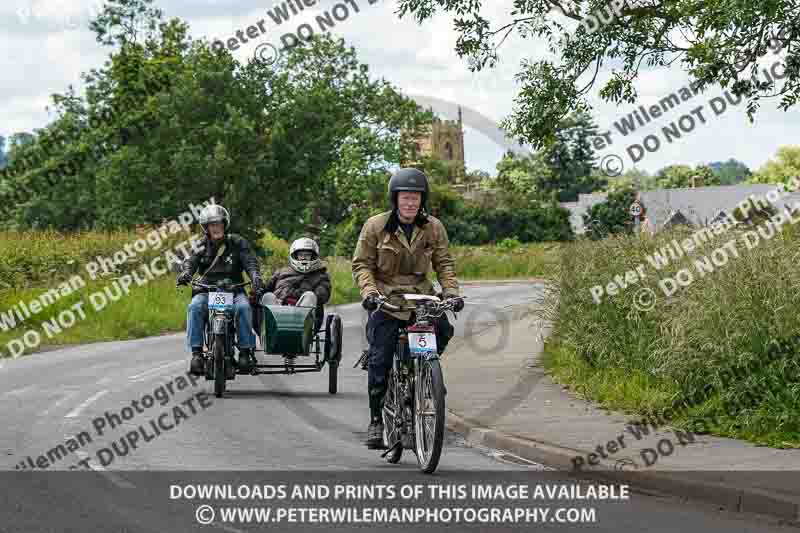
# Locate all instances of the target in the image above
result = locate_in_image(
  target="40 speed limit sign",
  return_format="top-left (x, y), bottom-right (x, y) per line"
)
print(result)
top-left (629, 202), bottom-right (642, 217)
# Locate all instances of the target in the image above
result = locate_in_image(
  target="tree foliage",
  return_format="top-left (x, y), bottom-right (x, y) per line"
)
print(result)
top-left (709, 158), bottom-right (751, 185)
top-left (751, 145), bottom-right (800, 185)
top-left (654, 164), bottom-right (719, 188)
top-left (493, 110), bottom-right (605, 203)
top-left (0, 0), bottom-right (429, 243)
top-left (395, 0), bottom-right (800, 149)
top-left (583, 185), bottom-right (637, 240)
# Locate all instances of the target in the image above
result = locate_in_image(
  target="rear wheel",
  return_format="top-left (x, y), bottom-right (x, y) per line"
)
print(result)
top-left (327, 315), bottom-right (342, 394)
top-left (382, 370), bottom-right (403, 464)
top-left (414, 359), bottom-right (445, 473)
top-left (213, 333), bottom-right (226, 398)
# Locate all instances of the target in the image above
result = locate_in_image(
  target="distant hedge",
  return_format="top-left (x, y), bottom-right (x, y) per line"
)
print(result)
top-left (332, 185), bottom-right (574, 255)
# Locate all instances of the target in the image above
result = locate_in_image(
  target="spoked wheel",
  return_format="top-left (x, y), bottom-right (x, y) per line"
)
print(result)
top-left (328, 315), bottom-right (342, 395)
top-left (414, 359), bottom-right (445, 473)
top-left (381, 371), bottom-right (403, 463)
top-left (213, 333), bottom-right (226, 398)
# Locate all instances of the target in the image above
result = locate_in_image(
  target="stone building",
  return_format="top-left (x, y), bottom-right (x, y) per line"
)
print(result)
top-left (402, 107), bottom-right (466, 183)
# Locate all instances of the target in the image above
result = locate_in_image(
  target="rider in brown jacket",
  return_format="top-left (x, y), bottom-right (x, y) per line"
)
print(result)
top-left (352, 168), bottom-right (463, 448)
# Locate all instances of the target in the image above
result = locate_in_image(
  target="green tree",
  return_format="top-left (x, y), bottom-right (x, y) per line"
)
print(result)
top-left (493, 111), bottom-right (604, 203)
top-left (544, 110), bottom-right (604, 201)
top-left (710, 158), bottom-right (751, 185)
top-left (751, 146), bottom-right (800, 186)
top-left (395, 1), bottom-right (800, 148)
top-left (0, 136), bottom-right (6, 168)
top-left (494, 150), bottom-right (551, 203)
top-left (8, 133), bottom-right (35, 150)
top-left (605, 168), bottom-right (653, 192)
top-left (655, 164), bottom-right (719, 188)
top-left (583, 186), bottom-right (637, 240)
top-left (1, 0), bottom-right (429, 240)
top-left (4, 132), bottom-right (36, 168)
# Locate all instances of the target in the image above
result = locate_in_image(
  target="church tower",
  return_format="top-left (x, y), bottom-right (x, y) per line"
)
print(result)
top-left (402, 106), bottom-right (466, 183)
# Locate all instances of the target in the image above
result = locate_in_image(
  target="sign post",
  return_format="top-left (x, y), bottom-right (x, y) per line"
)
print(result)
top-left (630, 201), bottom-right (642, 235)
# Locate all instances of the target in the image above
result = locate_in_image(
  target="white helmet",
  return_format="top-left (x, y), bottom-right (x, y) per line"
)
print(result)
top-left (198, 205), bottom-right (230, 235)
top-left (289, 237), bottom-right (321, 273)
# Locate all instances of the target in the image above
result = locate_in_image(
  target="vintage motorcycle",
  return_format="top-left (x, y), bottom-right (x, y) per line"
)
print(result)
top-left (191, 279), bottom-right (249, 398)
top-left (180, 278), bottom-right (342, 398)
top-left (371, 293), bottom-right (464, 474)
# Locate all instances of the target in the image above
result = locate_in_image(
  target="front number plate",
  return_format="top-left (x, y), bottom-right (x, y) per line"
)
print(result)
top-left (208, 291), bottom-right (234, 310)
top-left (408, 332), bottom-right (437, 357)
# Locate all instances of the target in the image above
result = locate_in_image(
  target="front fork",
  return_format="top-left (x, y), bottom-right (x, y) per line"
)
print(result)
top-left (206, 310), bottom-right (234, 376)
top-left (396, 322), bottom-right (436, 447)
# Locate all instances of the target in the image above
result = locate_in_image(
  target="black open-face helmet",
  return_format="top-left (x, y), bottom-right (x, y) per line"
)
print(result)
top-left (388, 167), bottom-right (429, 211)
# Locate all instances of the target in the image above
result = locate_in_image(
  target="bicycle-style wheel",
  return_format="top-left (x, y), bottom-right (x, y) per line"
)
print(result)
top-left (414, 359), bottom-right (445, 473)
top-left (328, 315), bottom-right (342, 394)
top-left (213, 333), bottom-right (226, 398)
top-left (381, 369), bottom-right (403, 463)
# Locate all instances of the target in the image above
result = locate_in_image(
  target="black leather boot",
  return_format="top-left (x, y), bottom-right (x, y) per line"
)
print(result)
top-left (366, 386), bottom-right (386, 449)
top-left (237, 348), bottom-right (255, 374)
top-left (189, 349), bottom-right (204, 376)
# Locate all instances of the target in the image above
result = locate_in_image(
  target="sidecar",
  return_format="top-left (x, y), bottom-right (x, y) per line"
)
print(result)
top-left (252, 303), bottom-right (342, 394)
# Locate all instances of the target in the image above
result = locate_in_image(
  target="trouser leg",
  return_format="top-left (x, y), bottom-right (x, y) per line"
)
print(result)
top-left (186, 293), bottom-right (208, 352)
top-left (234, 293), bottom-right (255, 349)
top-left (366, 310), bottom-right (401, 420)
top-left (435, 313), bottom-right (455, 354)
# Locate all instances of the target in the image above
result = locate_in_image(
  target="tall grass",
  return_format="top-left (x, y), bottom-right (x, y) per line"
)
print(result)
top-left (453, 242), bottom-right (561, 280)
top-left (0, 276), bottom-right (187, 357)
top-left (0, 228), bottom-right (190, 289)
top-left (539, 222), bottom-right (800, 447)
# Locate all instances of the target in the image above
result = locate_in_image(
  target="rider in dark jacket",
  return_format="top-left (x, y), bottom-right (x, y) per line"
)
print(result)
top-left (177, 205), bottom-right (264, 375)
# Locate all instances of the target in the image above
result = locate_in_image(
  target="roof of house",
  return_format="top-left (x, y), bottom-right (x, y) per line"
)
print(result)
top-left (639, 184), bottom-right (800, 228)
top-left (560, 184), bottom-right (800, 234)
top-left (662, 210), bottom-right (691, 227)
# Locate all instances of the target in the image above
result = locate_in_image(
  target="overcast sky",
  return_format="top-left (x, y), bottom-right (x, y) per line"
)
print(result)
top-left (2, 0), bottom-right (799, 176)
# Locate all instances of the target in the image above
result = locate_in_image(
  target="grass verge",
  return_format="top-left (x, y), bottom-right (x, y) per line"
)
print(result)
top-left (537, 221), bottom-right (800, 448)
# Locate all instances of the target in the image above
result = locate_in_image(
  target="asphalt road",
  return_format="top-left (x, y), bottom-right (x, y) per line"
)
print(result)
top-left (0, 284), bottom-right (796, 532)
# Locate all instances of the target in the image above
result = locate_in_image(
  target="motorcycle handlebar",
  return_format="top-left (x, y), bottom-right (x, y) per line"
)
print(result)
top-left (375, 295), bottom-right (464, 313)
top-left (189, 280), bottom-right (250, 291)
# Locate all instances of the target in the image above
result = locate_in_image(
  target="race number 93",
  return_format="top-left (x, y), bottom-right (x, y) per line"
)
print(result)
top-left (209, 291), bottom-right (233, 310)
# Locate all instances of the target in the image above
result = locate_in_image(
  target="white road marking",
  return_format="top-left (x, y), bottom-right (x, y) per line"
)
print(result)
top-left (129, 360), bottom-right (183, 381)
top-left (74, 451), bottom-right (135, 489)
top-left (2, 384), bottom-right (38, 397)
top-left (39, 389), bottom-right (81, 417)
top-left (64, 390), bottom-right (108, 418)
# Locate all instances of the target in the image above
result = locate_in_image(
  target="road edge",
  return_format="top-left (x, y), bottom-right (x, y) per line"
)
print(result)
top-left (446, 412), bottom-right (800, 524)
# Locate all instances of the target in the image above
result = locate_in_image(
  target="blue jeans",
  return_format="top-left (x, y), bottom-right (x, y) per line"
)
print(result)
top-left (186, 292), bottom-right (255, 352)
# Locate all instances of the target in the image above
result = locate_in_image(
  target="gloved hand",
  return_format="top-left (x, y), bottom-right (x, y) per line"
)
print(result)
top-left (251, 274), bottom-right (264, 295)
top-left (446, 294), bottom-right (464, 312)
top-left (176, 271), bottom-right (192, 286)
top-left (362, 293), bottom-right (380, 311)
